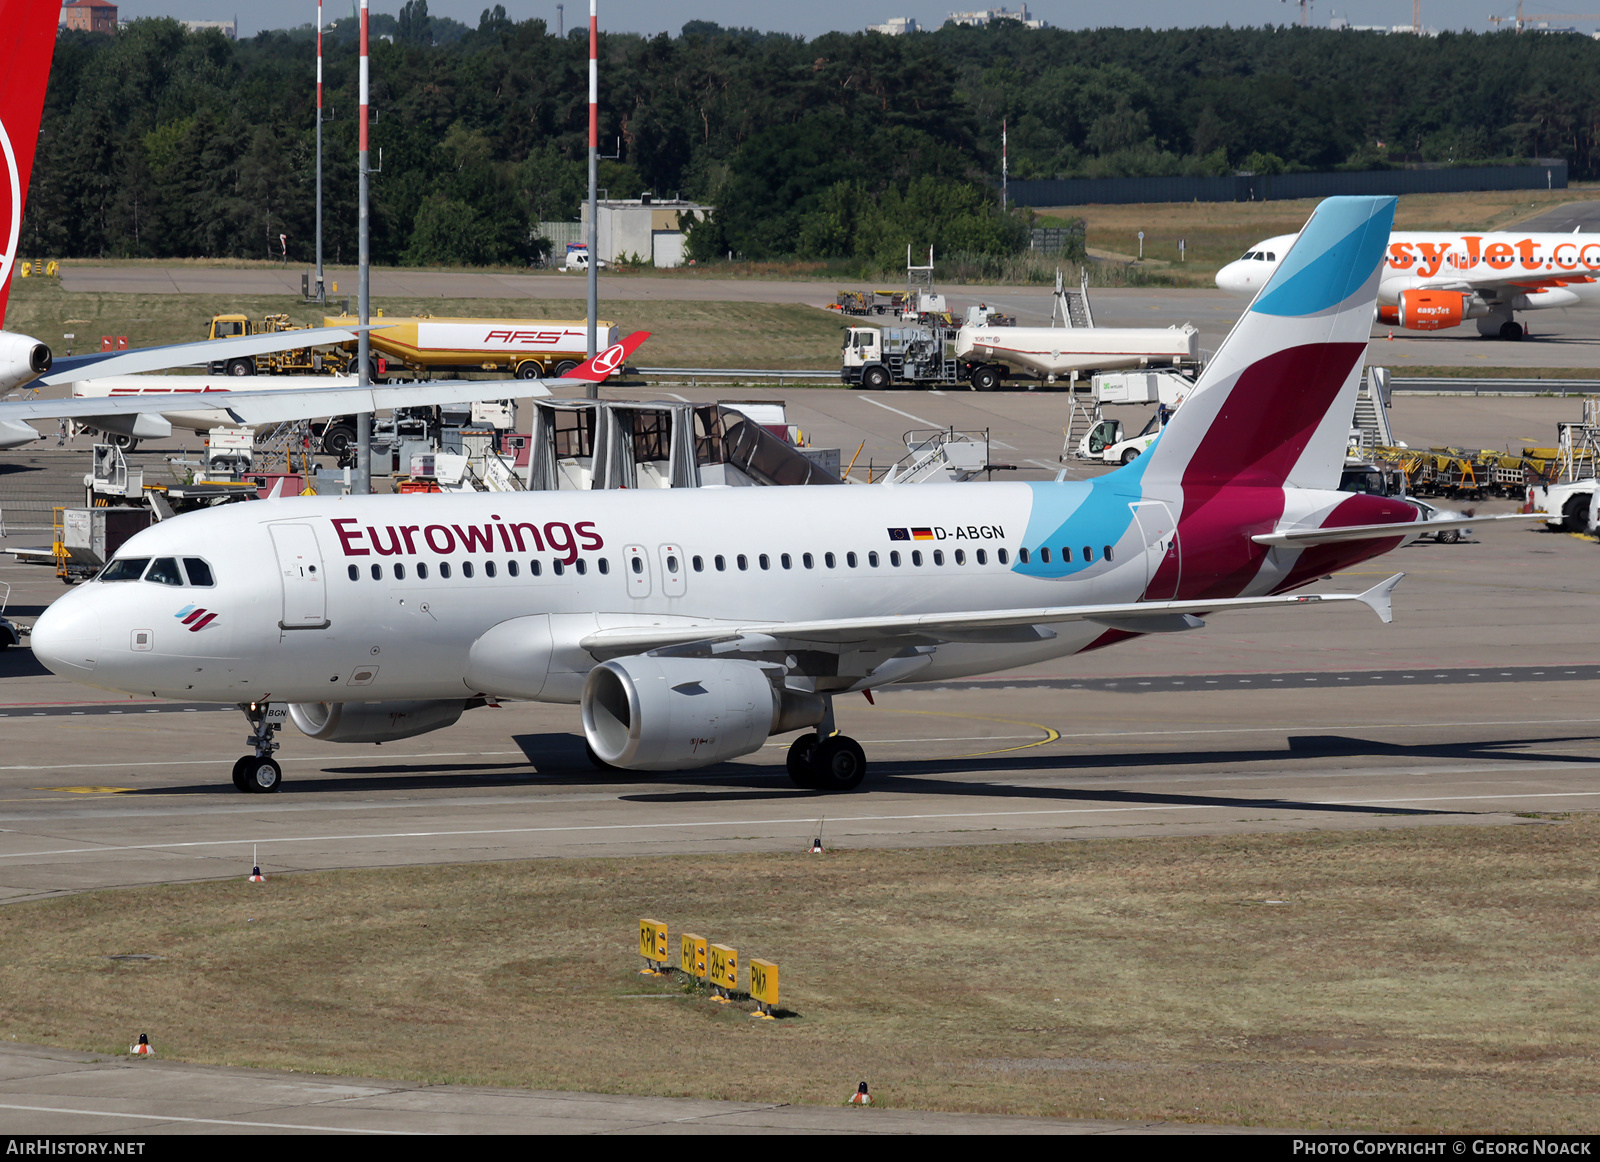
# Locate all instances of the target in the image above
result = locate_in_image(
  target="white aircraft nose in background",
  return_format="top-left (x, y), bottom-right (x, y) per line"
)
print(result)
top-left (1215, 233), bottom-right (1297, 294)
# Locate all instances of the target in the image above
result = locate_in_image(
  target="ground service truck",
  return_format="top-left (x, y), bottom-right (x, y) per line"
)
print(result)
top-left (323, 315), bottom-right (619, 380)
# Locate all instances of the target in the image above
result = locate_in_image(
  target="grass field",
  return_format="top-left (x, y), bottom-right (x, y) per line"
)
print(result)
top-left (2, 276), bottom-right (846, 372)
top-left (3, 818), bottom-right (1598, 1131)
top-left (1043, 186), bottom-right (1600, 287)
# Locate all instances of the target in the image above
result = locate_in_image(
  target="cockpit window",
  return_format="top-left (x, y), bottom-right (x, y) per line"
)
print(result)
top-left (183, 558), bottom-right (215, 587)
top-left (1240, 251), bottom-right (1257, 261)
top-left (146, 557), bottom-right (184, 586)
top-left (100, 558), bottom-right (150, 582)
top-left (1264, 251), bottom-right (1276, 261)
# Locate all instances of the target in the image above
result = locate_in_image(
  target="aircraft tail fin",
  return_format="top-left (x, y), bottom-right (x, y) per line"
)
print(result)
top-left (560, 331), bottom-right (650, 384)
top-left (1138, 196), bottom-right (1394, 492)
top-left (0, 1), bottom-right (65, 328)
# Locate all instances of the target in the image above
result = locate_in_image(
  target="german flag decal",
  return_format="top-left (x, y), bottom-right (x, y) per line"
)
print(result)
top-left (911, 528), bottom-right (935, 540)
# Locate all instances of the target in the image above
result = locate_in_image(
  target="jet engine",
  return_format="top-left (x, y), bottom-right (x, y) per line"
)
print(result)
top-left (0, 331), bottom-right (52, 392)
top-left (582, 656), bottom-right (826, 771)
top-left (288, 699), bottom-right (468, 743)
top-left (1396, 289), bottom-right (1488, 331)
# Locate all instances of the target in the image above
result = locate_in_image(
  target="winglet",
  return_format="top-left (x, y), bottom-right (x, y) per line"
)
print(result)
top-left (561, 331), bottom-right (651, 383)
top-left (1356, 572), bottom-right (1404, 624)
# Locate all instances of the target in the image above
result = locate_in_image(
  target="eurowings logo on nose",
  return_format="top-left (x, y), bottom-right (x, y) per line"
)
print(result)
top-left (175, 605), bottom-right (218, 632)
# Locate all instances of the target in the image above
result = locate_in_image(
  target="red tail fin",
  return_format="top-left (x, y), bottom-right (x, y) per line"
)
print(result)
top-left (560, 331), bottom-right (649, 383)
top-left (0, 1), bottom-right (63, 327)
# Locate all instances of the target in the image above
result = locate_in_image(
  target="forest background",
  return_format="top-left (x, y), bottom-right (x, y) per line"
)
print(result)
top-left (21, 3), bottom-right (1600, 270)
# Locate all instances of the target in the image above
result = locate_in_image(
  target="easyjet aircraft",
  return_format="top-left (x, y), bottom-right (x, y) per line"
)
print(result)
top-left (1217, 228), bottom-right (1600, 339)
top-left (30, 195), bottom-right (1536, 795)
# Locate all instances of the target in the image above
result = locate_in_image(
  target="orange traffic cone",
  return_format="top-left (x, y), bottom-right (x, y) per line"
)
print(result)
top-left (130, 1033), bottom-right (153, 1057)
top-left (849, 1082), bottom-right (871, 1105)
top-left (1387, 330), bottom-right (1394, 341)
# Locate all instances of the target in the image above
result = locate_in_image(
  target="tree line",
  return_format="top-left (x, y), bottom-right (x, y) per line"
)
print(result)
top-left (21, 10), bottom-right (1600, 267)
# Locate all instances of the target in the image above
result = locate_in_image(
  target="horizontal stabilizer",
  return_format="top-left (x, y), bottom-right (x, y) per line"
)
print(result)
top-left (1355, 572), bottom-right (1404, 625)
top-left (1252, 513), bottom-right (1542, 547)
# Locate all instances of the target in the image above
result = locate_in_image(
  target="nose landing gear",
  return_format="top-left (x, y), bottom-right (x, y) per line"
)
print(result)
top-left (233, 703), bottom-right (284, 793)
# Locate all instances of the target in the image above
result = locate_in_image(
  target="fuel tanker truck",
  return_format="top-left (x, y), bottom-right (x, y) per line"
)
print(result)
top-left (323, 314), bottom-right (620, 380)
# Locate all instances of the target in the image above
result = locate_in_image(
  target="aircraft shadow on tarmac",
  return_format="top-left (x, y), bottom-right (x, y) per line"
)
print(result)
top-left (117, 730), bottom-right (1600, 814)
top-left (0, 647), bottom-right (50, 678)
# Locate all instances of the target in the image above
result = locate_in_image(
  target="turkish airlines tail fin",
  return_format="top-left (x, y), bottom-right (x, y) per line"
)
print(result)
top-left (0, 0), bottom-right (65, 328)
top-left (1140, 195), bottom-right (1393, 492)
top-left (560, 331), bottom-right (650, 383)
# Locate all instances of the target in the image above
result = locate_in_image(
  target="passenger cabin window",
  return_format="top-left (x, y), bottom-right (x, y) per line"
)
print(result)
top-left (508, 561), bottom-right (520, 577)
top-left (395, 563), bottom-right (407, 580)
top-left (462, 561), bottom-right (475, 579)
top-left (1039, 548), bottom-right (1051, 564)
top-left (954, 549), bottom-right (965, 565)
top-left (737, 555), bottom-right (748, 571)
top-left (781, 554), bottom-right (792, 569)
top-left (889, 551), bottom-right (901, 567)
top-left (911, 551), bottom-right (923, 566)
top-left (1061, 547), bottom-right (1073, 562)
top-left (932, 550), bottom-right (944, 565)
top-left (803, 553), bottom-right (815, 569)
top-left (692, 556), bottom-right (704, 572)
top-left (1083, 547), bottom-right (1093, 562)
top-left (598, 559), bottom-right (609, 574)
top-left (414, 563), bottom-right (426, 579)
top-left (867, 552), bottom-right (878, 567)
top-left (715, 555), bottom-right (727, 572)
top-left (530, 560), bottom-right (542, 576)
top-left (348, 564), bottom-right (359, 581)
top-left (1018, 548), bottom-right (1030, 564)
top-left (484, 561), bottom-right (496, 578)
top-left (1104, 545), bottom-right (1114, 562)
top-left (759, 554), bottom-right (770, 570)
top-left (575, 559), bottom-right (587, 575)
top-left (146, 558), bottom-right (184, 586)
top-left (440, 562), bottom-right (453, 579)
top-left (976, 549), bottom-right (986, 565)
top-left (998, 548), bottom-right (1009, 565)
top-left (183, 558), bottom-right (215, 586)
top-left (553, 560), bottom-right (565, 575)
top-left (845, 552), bottom-right (855, 568)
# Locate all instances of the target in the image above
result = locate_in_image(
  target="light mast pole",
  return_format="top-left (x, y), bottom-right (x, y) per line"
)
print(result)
top-left (354, 0), bottom-right (372, 493)
top-left (585, 0), bottom-right (599, 399)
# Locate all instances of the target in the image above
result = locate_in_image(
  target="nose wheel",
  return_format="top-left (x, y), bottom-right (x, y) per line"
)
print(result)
top-left (234, 703), bottom-right (284, 793)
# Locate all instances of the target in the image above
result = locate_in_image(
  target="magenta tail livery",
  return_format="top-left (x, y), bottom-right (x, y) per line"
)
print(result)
top-left (35, 197), bottom-right (1514, 794)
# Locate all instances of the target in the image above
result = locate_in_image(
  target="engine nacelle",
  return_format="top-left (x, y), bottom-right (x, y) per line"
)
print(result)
top-left (1396, 289), bottom-right (1488, 331)
top-left (0, 331), bottom-right (52, 392)
top-left (288, 699), bottom-right (467, 743)
top-left (582, 656), bottom-right (825, 771)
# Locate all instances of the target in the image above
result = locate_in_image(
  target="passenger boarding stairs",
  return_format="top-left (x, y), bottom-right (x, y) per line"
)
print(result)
top-left (1350, 367), bottom-right (1395, 456)
top-left (1051, 268), bottom-right (1096, 329)
top-left (256, 419), bottom-right (313, 474)
top-left (883, 428), bottom-right (992, 484)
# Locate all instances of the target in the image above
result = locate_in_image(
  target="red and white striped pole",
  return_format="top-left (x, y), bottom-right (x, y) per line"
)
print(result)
top-left (355, 0), bottom-right (372, 492)
top-left (314, 0), bottom-right (323, 299)
top-left (585, 0), bottom-right (599, 397)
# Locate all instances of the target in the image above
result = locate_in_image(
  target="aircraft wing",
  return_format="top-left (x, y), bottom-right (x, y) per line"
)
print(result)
top-left (0, 378), bottom-right (550, 424)
top-left (579, 574), bottom-right (1405, 658)
top-left (36, 325), bottom-right (377, 385)
top-left (0, 330), bottom-right (651, 426)
top-left (1418, 270), bottom-right (1598, 296)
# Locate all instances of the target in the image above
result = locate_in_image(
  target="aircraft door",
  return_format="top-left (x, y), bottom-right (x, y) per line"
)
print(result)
top-left (624, 545), bottom-right (651, 598)
top-left (659, 544), bottom-right (686, 597)
top-left (270, 524), bottom-right (330, 629)
top-left (1129, 501), bottom-right (1181, 602)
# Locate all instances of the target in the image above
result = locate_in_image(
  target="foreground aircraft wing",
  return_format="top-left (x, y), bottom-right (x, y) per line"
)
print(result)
top-left (579, 574), bottom-right (1406, 658)
top-left (1251, 514), bottom-right (1542, 547)
top-left (0, 330), bottom-right (651, 426)
top-left (36, 325), bottom-right (377, 385)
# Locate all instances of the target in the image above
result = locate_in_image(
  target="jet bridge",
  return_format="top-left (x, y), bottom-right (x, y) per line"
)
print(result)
top-left (522, 399), bottom-right (843, 490)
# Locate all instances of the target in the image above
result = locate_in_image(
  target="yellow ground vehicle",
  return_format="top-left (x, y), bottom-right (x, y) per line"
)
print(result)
top-left (322, 314), bottom-right (618, 380)
top-left (205, 314), bottom-right (353, 376)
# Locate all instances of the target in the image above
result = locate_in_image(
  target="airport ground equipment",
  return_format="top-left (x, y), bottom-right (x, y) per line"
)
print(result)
top-left (0, 584), bottom-right (23, 650)
top-left (1527, 396), bottom-right (1600, 533)
top-left (842, 269), bottom-right (1200, 390)
top-left (205, 314), bottom-right (354, 377)
top-left (322, 314), bottom-right (618, 381)
top-left (523, 398), bottom-right (842, 490)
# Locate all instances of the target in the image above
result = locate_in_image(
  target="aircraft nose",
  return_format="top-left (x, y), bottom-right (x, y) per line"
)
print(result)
top-left (31, 593), bottom-right (100, 675)
top-left (1215, 262), bottom-right (1250, 293)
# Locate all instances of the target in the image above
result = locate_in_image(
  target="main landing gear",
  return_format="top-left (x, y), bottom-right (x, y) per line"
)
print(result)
top-left (233, 703), bottom-right (283, 793)
top-left (785, 696), bottom-right (868, 792)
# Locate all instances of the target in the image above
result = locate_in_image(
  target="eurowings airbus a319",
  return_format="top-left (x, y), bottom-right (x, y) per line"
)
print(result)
top-left (33, 196), bottom-right (1522, 795)
top-left (1218, 227), bottom-right (1600, 340)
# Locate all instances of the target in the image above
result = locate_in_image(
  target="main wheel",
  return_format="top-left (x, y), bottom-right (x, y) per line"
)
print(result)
top-left (862, 366), bottom-right (891, 390)
top-left (104, 433), bottom-right (138, 451)
top-left (239, 756), bottom-right (281, 793)
top-left (810, 735), bottom-right (867, 792)
top-left (971, 365), bottom-right (1001, 392)
top-left (515, 360), bottom-right (543, 380)
top-left (1500, 320), bottom-right (1524, 341)
top-left (786, 733), bottom-right (821, 789)
top-left (321, 424), bottom-right (356, 457)
top-left (1436, 529), bottom-right (1461, 544)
